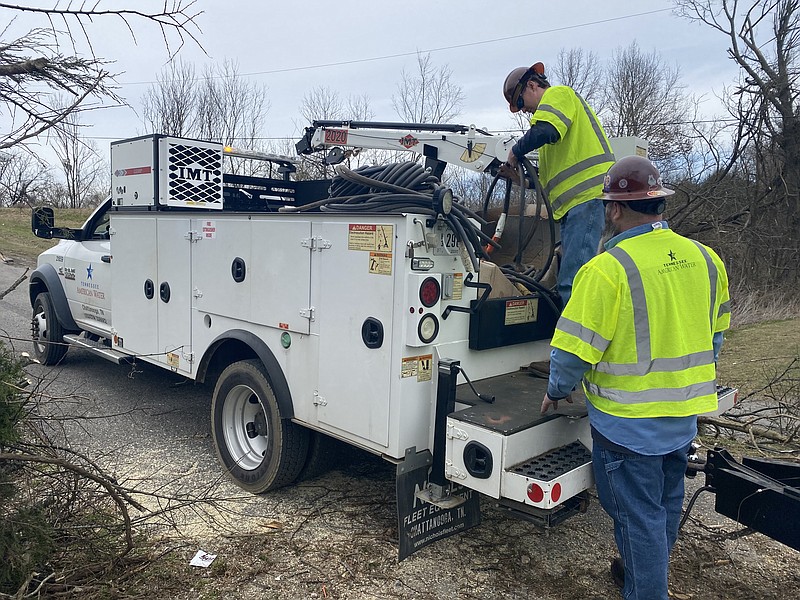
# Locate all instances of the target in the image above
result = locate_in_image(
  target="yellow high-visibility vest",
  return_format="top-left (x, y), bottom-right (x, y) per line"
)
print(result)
top-left (530, 86), bottom-right (615, 220)
top-left (551, 227), bottom-right (731, 418)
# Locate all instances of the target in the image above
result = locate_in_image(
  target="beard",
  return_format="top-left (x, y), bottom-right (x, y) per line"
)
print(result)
top-left (596, 207), bottom-right (618, 254)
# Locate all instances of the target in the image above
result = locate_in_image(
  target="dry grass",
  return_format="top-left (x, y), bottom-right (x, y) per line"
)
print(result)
top-left (0, 206), bottom-right (93, 266)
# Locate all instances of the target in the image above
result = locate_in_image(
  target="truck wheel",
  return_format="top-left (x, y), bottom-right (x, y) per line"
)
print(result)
top-left (211, 359), bottom-right (309, 493)
top-left (31, 292), bottom-right (67, 365)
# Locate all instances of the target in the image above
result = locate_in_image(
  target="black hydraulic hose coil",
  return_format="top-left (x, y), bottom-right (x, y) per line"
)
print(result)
top-left (284, 162), bottom-right (498, 271)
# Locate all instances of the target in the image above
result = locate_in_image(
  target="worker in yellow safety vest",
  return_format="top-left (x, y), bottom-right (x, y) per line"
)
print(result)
top-left (502, 62), bottom-right (615, 377)
top-left (540, 156), bottom-right (731, 600)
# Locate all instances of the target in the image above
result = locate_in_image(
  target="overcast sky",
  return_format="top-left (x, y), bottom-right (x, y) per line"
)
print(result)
top-left (12, 0), bottom-right (743, 161)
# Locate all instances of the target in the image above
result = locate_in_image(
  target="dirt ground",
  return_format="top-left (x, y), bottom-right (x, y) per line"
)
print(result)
top-left (113, 441), bottom-right (798, 600)
top-left (1, 260), bottom-right (797, 600)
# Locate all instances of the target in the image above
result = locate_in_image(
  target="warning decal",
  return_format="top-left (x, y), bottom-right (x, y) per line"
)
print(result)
top-left (401, 354), bottom-right (433, 381)
top-left (369, 252), bottom-right (392, 275)
top-left (460, 143), bottom-right (486, 163)
top-left (348, 224), bottom-right (393, 252)
top-left (504, 298), bottom-right (538, 325)
top-left (453, 273), bottom-right (464, 300)
top-left (202, 220), bottom-right (216, 239)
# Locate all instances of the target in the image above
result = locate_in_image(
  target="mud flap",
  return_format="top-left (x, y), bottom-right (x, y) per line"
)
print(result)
top-left (396, 447), bottom-right (481, 561)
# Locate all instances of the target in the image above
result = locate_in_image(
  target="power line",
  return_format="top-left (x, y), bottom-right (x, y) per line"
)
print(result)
top-left (120, 8), bottom-right (673, 86)
top-left (75, 118), bottom-right (743, 143)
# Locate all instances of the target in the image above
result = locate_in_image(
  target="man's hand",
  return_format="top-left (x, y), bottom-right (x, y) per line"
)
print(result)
top-left (541, 393), bottom-right (573, 415)
top-left (498, 163), bottom-right (521, 184)
top-left (506, 149), bottom-right (519, 168)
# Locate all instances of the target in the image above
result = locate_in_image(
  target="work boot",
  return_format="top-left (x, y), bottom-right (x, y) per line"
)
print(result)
top-left (527, 360), bottom-right (550, 379)
top-left (610, 557), bottom-right (624, 589)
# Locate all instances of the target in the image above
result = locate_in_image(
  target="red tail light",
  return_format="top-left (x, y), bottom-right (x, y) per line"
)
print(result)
top-left (419, 277), bottom-right (440, 307)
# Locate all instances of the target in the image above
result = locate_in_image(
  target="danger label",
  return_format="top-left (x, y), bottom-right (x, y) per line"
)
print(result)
top-left (401, 354), bottom-right (433, 381)
top-left (369, 252), bottom-right (392, 275)
top-left (348, 224), bottom-right (393, 251)
top-left (504, 298), bottom-right (538, 325)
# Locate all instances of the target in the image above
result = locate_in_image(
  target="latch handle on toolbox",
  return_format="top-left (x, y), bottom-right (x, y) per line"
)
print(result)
top-left (442, 273), bottom-right (490, 320)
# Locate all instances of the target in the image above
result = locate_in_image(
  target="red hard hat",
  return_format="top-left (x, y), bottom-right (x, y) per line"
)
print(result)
top-left (503, 63), bottom-right (546, 113)
top-left (600, 156), bottom-right (674, 201)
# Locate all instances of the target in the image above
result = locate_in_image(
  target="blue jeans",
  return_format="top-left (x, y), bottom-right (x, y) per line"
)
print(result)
top-left (592, 444), bottom-right (689, 600)
top-left (558, 198), bottom-right (604, 305)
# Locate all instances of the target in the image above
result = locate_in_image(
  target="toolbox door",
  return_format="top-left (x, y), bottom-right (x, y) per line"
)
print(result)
top-left (313, 220), bottom-right (396, 447)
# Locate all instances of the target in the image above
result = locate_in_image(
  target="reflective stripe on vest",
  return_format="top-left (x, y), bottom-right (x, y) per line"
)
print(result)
top-left (558, 316), bottom-right (611, 354)
top-left (590, 244), bottom-right (718, 394)
top-left (583, 379), bottom-right (718, 405)
top-left (594, 244), bottom-right (719, 378)
top-left (545, 94), bottom-right (615, 214)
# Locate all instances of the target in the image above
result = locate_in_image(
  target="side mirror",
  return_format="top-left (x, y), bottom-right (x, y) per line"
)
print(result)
top-left (31, 206), bottom-right (55, 239)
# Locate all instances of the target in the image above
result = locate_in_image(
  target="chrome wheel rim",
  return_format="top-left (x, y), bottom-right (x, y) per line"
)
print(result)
top-left (221, 384), bottom-right (269, 471)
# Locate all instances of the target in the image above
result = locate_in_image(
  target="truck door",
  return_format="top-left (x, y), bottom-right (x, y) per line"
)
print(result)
top-left (110, 214), bottom-right (193, 375)
top-left (313, 219), bottom-right (395, 447)
top-left (155, 216), bottom-right (193, 373)
top-left (62, 201), bottom-right (112, 334)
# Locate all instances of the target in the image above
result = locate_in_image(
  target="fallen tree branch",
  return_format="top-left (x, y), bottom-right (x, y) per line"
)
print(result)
top-left (698, 415), bottom-right (797, 447)
top-left (0, 451), bottom-right (140, 554)
top-left (0, 267), bottom-right (29, 300)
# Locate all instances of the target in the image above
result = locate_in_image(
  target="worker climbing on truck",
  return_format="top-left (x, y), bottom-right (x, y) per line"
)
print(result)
top-left (540, 156), bottom-right (731, 600)
top-left (501, 61), bottom-right (615, 377)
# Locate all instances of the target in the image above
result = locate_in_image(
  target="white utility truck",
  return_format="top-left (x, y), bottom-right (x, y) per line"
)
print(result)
top-left (28, 125), bottom-right (744, 559)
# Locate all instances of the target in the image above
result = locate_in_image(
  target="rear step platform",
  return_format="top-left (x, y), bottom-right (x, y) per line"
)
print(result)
top-left (509, 441), bottom-right (592, 481)
top-left (446, 370), bottom-right (593, 508)
top-left (64, 334), bottom-right (133, 364)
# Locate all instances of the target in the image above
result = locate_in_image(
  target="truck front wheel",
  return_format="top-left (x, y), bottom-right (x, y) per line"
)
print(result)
top-left (31, 292), bottom-right (67, 365)
top-left (211, 359), bottom-right (309, 493)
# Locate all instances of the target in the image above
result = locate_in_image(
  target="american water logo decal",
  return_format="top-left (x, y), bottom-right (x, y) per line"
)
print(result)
top-left (658, 249), bottom-right (697, 275)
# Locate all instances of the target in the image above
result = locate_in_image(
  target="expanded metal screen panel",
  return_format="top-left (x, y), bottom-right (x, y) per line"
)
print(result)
top-left (510, 441), bottom-right (591, 481)
top-left (163, 139), bottom-right (223, 209)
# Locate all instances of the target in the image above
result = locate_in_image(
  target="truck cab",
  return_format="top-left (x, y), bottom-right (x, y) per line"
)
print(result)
top-left (30, 199), bottom-right (114, 363)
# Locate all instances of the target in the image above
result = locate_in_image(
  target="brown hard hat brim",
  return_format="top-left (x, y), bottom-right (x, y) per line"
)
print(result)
top-left (600, 188), bottom-right (675, 201)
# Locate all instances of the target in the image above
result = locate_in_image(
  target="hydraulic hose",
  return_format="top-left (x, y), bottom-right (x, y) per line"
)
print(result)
top-left (282, 161), bottom-right (497, 271)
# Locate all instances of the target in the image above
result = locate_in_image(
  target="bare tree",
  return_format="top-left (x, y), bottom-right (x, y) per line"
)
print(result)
top-left (392, 53), bottom-right (464, 124)
top-left (674, 0), bottom-right (800, 285)
top-left (299, 86), bottom-right (345, 124)
top-left (0, 151), bottom-right (49, 206)
top-left (194, 60), bottom-right (270, 149)
top-left (601, 41), bottom-right (694, 170)
top-left (550, 47), bottom-right (605, 110)
top-left (295, 86), bottom-right (379, 178)
top-left (141, 58), bottom-right (197, 137)
top-left (50, 105), bottom-right (105, 209)
top-left (0, 1), bottom-right (202, 152)
top-left (140, 59), bottom-right (272, 176)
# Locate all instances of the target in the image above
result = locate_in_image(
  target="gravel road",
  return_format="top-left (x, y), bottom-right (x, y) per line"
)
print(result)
top-left (1, 260), bottom-right (797, 600)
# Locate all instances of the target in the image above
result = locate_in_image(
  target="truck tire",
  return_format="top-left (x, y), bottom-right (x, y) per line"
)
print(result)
top-left (296, 431), bottom-right (338, 482)
top-left (211, 359), bottom-right (309, 493)
top-left (31, 292), bottom-right (68, 365)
